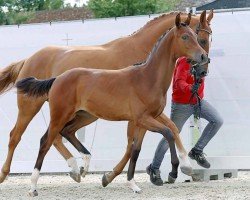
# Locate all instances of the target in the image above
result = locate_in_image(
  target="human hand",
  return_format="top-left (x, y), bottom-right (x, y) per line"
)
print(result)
top-left (191, 82), bottom-right (200, 93)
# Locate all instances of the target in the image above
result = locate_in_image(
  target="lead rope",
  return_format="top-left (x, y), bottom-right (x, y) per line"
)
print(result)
top-left (189, 70), bottom-right (202, 119)
top-left (189, 89), bottom-right (201, 119)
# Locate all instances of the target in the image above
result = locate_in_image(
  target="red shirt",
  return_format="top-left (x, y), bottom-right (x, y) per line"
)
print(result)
top-left (172, 57), bottom-right (204, 104)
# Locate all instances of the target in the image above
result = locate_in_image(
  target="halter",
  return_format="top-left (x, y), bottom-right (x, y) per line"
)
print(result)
top-left (196, 22), bottom-right (213, 44)
top-left (196, 22), bottom-right (212, 35)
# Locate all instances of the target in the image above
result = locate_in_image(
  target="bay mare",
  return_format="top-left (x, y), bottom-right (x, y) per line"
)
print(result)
top-left (0, 10), bottom-right (213, 184)
top-left (16, 14), bottom-right (208, 195)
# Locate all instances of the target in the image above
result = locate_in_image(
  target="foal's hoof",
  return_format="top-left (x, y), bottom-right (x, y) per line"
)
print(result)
top-left (80, 167), bottom-right (87, 178)
top-left (126, 179), bottom-right (142, 194)
top-left (102, 173), bottom-right (110, 187)
top-left (180, 166), bottom-right (193, 176)
top-left (179, 155), bottom-right (193, 176)
top-left (29, 190), bottom-right (38, 197)
top-left (70, 171), bottom-right (81, 183)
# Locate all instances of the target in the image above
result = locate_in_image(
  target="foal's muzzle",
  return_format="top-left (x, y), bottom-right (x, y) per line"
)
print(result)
top-left (190, 57), bottom-right (210, 80)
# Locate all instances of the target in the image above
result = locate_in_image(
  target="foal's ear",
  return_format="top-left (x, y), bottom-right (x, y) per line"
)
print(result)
top-left (175, 13), bottom-right (181, 28)
top-left (207, 9), bottom-right (214, 24)
top-left (200, 10), bottom-right (207, 25)
top-left (185, 13), bottom-right (191, 25)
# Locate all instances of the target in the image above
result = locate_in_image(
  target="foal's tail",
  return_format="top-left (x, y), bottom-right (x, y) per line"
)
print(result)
top-left (0, 60), bottom-right (25, 94)
top-left (16, 77), bottom-right (56, 98)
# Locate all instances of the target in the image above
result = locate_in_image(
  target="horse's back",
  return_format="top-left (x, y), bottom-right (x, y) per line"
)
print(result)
top-left (17, 45), bottom-right (109, 80)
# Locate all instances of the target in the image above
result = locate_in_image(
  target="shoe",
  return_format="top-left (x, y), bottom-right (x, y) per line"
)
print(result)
top-left (188, 149), bottom-right (211, 168)
top-left (146, 164), bottom-right (163, 186)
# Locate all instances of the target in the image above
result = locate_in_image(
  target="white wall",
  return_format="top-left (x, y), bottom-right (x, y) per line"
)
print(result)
top-left (0, 11), bottom-right (250, 174)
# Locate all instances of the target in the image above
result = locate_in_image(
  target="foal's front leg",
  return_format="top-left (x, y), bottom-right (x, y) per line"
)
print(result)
top-left (157, 114), bottom-right (192, 182)
top-left (126, 116), bottom-right (185, 192)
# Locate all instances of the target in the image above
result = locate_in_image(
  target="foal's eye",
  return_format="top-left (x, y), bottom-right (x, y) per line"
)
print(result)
top-left (182, 35), bottom-right (189, 40)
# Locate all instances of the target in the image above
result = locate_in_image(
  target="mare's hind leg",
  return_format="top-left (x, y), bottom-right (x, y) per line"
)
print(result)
top-left (60, 110), bottom-right (98, 180)
top-left (102, 121), bottom-right (136, 187)
top-left (0, 95), bottom-right (45, 183)
top-left (0, 94), bottom-right (76, 184)
top-left (29, 109), bottom-right (74, 197)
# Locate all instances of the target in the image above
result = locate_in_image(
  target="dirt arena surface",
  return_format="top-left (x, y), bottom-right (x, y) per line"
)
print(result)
top-left (0, 171), bottom-right (250, 200)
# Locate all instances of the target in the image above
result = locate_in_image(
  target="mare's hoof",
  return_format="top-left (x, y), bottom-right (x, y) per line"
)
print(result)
top-left (0, 172), bottom-right (7, 183)
top-left (70, 171), bottom-right (81, 183)
top-left (102, 173), bottom-right (110, 187)
top-left (80, 167), bottom-right (87, 178)
top-left (29, 190), bottom-right (38, 197)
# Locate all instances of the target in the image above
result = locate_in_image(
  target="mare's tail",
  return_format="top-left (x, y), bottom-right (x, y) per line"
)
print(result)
top-left (0, 60), bottom-right (25, 94)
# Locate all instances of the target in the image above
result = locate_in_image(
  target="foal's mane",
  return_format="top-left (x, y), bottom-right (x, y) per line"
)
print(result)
top-left (133, 29), bottom-right (170, 67)
top-left (133, 22), bottom-right (190, 67)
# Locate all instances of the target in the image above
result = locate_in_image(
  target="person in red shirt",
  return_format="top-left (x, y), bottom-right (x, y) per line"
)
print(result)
top-left (146, 56), bottom-right (223, 186)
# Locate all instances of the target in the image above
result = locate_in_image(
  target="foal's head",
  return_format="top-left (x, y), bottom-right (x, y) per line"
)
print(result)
top-left (171, 13), bottom-right (209, 73)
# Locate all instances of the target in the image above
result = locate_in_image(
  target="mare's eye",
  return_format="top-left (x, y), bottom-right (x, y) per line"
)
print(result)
top-left (199, 39), bottom-right (207, 46)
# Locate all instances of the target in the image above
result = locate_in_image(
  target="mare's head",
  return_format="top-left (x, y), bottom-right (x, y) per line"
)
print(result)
top-left (196, 10), bottom-right (213, 54)
top-left (171, 13), bottom-right (209, 77)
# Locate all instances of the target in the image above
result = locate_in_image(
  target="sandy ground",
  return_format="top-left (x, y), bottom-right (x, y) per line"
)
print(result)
top-left (0, 171), bottom-right (250, 200)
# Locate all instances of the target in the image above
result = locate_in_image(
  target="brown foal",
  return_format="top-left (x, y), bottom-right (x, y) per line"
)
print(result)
top-left (0, 10), bottom-right (213, 184)
top-left (17, 14), bottom-right (208, 195)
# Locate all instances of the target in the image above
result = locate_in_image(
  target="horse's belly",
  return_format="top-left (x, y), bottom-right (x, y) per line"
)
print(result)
top-left (83, 100), bottom-right (131, 121)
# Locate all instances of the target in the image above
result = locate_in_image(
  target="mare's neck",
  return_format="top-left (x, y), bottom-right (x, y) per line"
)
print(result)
top-left (131, 13), bottom-right (179, 55)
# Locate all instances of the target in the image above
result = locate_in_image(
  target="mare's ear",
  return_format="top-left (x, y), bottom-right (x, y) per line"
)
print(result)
top-left (200, 10), bottom-right (207, 26)
top-left (207, 9), bottom-right (214, 24)
top-left (185, 12), bottom-right (191, 25)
